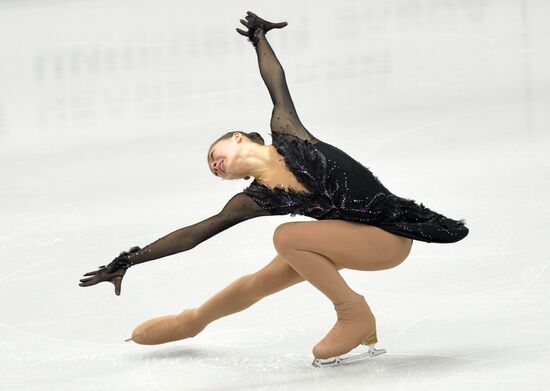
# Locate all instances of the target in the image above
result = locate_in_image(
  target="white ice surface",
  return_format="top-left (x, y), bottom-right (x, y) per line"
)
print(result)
top-left (1, 0), bottom-right (549, 390)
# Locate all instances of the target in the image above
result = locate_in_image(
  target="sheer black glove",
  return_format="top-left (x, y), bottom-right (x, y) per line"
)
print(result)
top-left (236, 11), bottom-right (288, 47)
top-left (78, 246), bottom-right (142, 296)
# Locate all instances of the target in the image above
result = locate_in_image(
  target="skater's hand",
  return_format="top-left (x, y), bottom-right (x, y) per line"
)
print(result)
top-left (236, 11), bottom-right (287, 43)
top-left (79, 265), bottom-right (127, 296)
top-left (78, 246), bottom-right (141, 296)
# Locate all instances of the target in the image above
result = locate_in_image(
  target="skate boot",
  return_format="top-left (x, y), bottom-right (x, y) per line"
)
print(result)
top-left (311, 295), bottom-right (386, 367)
top-left (125, 308), bottom-right (206, 345)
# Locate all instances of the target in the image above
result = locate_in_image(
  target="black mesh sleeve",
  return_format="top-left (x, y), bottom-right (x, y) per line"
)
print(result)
top-left (253, 29), bottom-right (318, 143)
top-left (122, 192), bottom-right (272, 266)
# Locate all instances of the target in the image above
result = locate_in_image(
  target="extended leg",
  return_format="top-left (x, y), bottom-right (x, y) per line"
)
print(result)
top-left (195, 253), bottom-right (310, 325)
top-left (130, 254), bottom-right (315, 345)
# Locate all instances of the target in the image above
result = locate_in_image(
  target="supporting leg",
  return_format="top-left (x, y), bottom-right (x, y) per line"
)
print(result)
top-left (272, 223), bottom-right (378, 360)
top-left (273, 226), bottom-right (362, 304)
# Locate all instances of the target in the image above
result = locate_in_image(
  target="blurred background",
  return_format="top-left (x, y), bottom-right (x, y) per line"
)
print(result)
top-left (1, 1), bottom-right (549, 390)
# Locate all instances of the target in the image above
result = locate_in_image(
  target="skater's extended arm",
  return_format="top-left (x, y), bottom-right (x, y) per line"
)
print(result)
top-left (79, 193), bottom-right (271, 295)
top-left (237, 12), bottom-right (317, 142)
top-left (120, 192), bottom-right (270, 265)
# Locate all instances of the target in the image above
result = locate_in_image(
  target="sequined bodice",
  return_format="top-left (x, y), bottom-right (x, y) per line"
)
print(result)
top-left (243, 131), bottom-right (468, 243)
top-left (244, 131), bottom-right (392, 220)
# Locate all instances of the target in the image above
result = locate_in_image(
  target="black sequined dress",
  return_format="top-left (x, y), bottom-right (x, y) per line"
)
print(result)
top-left (122, 28), bottom-right (468, 266)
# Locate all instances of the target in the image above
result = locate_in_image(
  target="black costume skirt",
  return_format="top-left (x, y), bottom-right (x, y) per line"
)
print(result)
top-left (369, 193), bottom-right (469, 244)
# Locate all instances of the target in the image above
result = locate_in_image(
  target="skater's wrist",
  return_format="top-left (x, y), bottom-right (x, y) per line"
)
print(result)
top-left (254, 28), bottom-right (265, 38)
top-left (105, 245), bottom-right (143, 272)
top-left (123, 245), bottom-right (160, 266)
top-left (248, 28), bottom-right (265, 47)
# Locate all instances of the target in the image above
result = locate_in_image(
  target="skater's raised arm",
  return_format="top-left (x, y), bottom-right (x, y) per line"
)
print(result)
top-left (237, 11), bottom-right (317, 142)
top-left (79, 192), bottom-right (271, 295)
top-left (253, 30), bottom-right (294, 111)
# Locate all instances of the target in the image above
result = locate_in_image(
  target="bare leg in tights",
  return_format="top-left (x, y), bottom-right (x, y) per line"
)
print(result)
top-left (130, 253), bottom-right (312, 344)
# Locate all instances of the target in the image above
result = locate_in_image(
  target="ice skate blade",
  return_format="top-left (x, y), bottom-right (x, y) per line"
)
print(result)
top-left (311, 344), bottom-right (386, 368)
top-left (124, 337), bottom-right (133, 342)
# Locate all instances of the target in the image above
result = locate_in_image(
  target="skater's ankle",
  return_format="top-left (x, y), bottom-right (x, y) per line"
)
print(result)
top-left (178, 308), bottom-right (208, 338)
top-left (333, 293), bottom-right (364, 305)
top-left (189, 307), bottom-right (211, 327)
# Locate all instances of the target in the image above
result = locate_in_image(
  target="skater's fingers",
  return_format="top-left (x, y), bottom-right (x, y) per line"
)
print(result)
top-left (239, 19), bottom-right (249, 28)
top-left (79, 277), bottom-right (93, 283)
top-left (273, 21), bottom-right (288, 29)
top-left (79, 280), bottom-right (95, 287)
top-left (236, 28), bottom-right (248, 36)
top-left (110, 276), bottom-right (122, 296)
top-left (83, 271), bottom-right (98, 276)
top-left (246, 11), bottom-right (258, 18)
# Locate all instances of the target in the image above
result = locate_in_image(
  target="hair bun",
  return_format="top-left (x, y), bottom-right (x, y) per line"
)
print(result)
top-left (246, 131), bottom-right (265, 145)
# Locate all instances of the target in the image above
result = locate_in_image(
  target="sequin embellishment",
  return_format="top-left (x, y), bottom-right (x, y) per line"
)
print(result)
top-left (243, 132), bottom-right (469, 243)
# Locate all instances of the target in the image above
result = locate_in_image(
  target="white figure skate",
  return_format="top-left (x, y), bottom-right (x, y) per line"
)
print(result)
top-left (311, 339), bottom-right (386, 368)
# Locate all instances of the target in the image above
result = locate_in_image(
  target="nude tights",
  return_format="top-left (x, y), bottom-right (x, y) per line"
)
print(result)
top-left (130, 254), bottom-right (307, 345)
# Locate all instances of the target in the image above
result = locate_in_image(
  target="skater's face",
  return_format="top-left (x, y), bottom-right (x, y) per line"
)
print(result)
top-left (207, 132), bottom-right (251, 181)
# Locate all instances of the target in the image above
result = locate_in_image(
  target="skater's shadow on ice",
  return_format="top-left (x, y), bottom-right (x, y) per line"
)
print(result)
top-left (134, 345), bottom-right (268, 367)
top-left (136, 346), bottom-right (214, 362)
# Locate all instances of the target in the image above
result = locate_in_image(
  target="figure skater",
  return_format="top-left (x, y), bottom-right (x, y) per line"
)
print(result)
top-left (79, 11), bottom-right (469, 367)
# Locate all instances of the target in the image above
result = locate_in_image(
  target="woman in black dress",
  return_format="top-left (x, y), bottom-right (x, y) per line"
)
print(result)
top-left (79, 12), bottom-right (468, 367)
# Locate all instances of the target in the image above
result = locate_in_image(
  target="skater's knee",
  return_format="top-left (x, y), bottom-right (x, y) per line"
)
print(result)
top-left (272, 223), bottom-right (296, 253)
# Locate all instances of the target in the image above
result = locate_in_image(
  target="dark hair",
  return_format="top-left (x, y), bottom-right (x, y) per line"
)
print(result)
top-left (207, 131), bottom-right (265, 162)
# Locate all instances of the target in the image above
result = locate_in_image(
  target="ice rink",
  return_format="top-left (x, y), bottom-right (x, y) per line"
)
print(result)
top-left (1, 0), bottom-right (549, 390)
